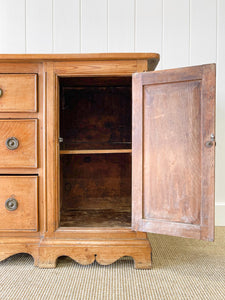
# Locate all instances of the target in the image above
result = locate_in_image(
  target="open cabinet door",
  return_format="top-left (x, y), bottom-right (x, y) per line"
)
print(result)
top-left (132, 64), bottom-right (215, 241)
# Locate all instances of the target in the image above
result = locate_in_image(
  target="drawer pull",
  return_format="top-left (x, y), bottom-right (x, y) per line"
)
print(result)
top-left (0, 88), bottom-right (3, 97)
top-left (6, 137), bottom-right (19, 150)
top-left (5, 198), bottom-right (18, 211)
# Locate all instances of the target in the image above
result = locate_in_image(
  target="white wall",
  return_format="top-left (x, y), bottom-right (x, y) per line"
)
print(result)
top-left (0, 0), bottom-right (224, 225)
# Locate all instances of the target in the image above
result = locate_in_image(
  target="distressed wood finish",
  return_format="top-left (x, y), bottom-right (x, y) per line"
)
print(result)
top-left (0, 238), bottom-right (40, 266)
top-left (0, 54), bottom-right (215, 269)
top-left (60, 153), bottom-right (131, 227)
top-left (0, 53), bottom-right (160, 65)
top-left (0, 176), bottom-right (38, 231)
top-left (132, 64), bottom-right (216, 241)
top-left (38, 238), bottom-right (152, 269)
top-left (0, 74), bottom-right (37, 112)
top-left (0, 61), bottom-right (44, 261)
top-left (144, 80), bottom-right (202, 224)
top-left (60, 78), bottom-right (131, 151)
top-left (43, 55), bottom-right (152, 268)
top-left (0, 119), bottom-right (37, 168)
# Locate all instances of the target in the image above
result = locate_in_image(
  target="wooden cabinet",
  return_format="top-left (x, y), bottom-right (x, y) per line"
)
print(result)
top-left (0, 54), bottom-right (215, 269)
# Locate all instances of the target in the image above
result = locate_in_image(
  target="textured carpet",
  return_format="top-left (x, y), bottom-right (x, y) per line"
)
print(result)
top-left (0, 227), bottom-right (224, 300)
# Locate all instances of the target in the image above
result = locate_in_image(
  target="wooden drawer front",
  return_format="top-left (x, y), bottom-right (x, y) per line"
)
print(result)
top-left (0, 119), bottom-right (37, 168)
top-left (0, 74), bottom-right (37, 112)
top-left (0, 176), bottom-right (38, 231)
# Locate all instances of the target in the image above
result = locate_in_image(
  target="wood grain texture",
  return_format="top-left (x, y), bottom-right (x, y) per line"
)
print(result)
top-left (132, 71), bottom-right (143, 230)
top-left (54, 228), bottom-right (146, 239)
top-left (0, 240), bottom-right (39, 266)
top-left (0, 53), bottom-right (160, 64)
top-left (0, 74), bottom-right (37, 112)
top-left (200, 64), bottom-right (216, 241)
top-left (0, 232), bottom-right (150, 269)
top-left (41, 56), bottom-right (154, 269)
top-left (60, 79), bottom-right (131, 150)
top-left (132, 64), bottom-right (215, 241)
top-left (0, 62), bottom-right (40, 74)
top-left (0, 61), bottom-right (44, 244)
top-left (60, 210), bottom-right (131, 228)
top-left (1, 55), bottom-right (214, 270)
top-left (140, 219), bottom-right (201, 240)
top-left (54, 61), bottom-right (138, 76)
top-left (38, 238), bottom-right (152, 269)
top-left (46, 62), bottom-right (57, 233)
top-left (0, 176), bottom-right (38, 231)
top-left (0, 119), bottom-right (37, 168)
top-left (60, 153), bottom-right (131, 227)
top-left (50, 57), bottom-right (152, 235)
top-left (143, 80), bottom-right (201, 224)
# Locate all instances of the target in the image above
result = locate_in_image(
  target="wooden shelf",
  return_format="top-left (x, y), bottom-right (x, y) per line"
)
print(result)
top-left (60, 149), bottom-right (132, 155)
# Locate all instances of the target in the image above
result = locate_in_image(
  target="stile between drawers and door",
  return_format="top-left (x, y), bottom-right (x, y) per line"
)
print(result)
top-left (0, 54), bottom-right (215, 269)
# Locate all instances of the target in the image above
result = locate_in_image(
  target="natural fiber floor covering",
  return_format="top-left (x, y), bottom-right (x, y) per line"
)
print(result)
top-left (0, 227), bottom-right (224, 300)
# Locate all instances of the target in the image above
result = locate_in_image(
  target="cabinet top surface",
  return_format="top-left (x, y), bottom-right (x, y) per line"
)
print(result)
top-left (0, 52), bottom-right (159, 62)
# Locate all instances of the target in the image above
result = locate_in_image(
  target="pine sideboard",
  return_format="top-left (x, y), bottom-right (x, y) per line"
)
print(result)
top-left (0, 54), bottom-right (215, 268)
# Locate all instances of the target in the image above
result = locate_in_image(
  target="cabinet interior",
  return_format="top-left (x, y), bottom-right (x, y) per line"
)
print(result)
top-left (59, 76), bottom-right (132, 227)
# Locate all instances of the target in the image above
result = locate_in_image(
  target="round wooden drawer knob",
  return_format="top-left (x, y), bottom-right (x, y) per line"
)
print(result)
top-left (5, 137), bottom-right (19, 150)
top-left (5, 198), bottom-right (18, 211)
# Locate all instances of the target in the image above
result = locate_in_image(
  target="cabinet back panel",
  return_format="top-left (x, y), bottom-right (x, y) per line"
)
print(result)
top-left (59, 77), bottom-right (132, 150)
top-left (60, 153), bottom-right (131, 227)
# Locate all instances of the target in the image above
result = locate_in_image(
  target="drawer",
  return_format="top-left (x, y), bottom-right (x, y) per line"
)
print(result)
top-left (0, 176), bottom-right (38, 231)
top-left (0, 74), bottom-right (37, 112)
top-left (0, 119), bottom-right (37, 168)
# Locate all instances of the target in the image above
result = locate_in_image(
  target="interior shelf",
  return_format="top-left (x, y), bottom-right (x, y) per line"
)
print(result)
top-left (60, 149), bottom-right (132, 155)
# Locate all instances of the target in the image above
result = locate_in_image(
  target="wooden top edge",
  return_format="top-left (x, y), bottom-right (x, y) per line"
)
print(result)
top-left (0, 52), bottom-right (160, 62)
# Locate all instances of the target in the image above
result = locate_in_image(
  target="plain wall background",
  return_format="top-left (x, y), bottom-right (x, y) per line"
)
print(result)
top-left (0, 0), bottom-right (224, 225)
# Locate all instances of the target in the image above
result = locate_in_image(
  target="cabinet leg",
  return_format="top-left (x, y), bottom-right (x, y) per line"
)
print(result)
top-left (133, 247), bottom-right (152, 269)
top-left (38, 248), bottom-right (57, 268)
top-left (38, 259), bottom-right (57, 268)
top-left (134, 256), bottom-right (152, 269)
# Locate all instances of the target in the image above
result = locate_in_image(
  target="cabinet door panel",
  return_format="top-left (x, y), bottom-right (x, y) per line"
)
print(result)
top-left (132, 64), bottom-right (215, 241)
